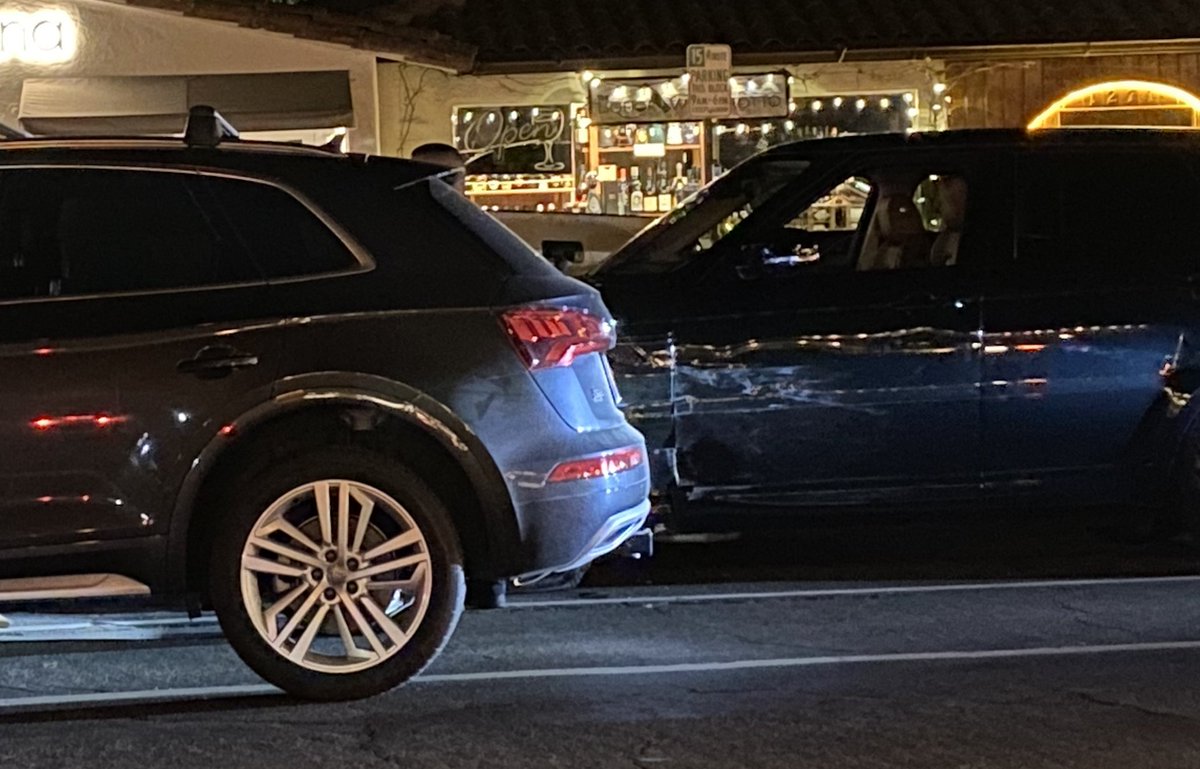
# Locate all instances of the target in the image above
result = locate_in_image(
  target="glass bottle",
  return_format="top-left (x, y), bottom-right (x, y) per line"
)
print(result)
top-left (629, 166), bottom-right (644, 213)
top-left (643, 165), bottom-right (659, 213)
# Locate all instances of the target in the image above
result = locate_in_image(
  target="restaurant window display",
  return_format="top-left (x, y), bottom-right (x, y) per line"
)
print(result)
top-left (452, 79), bottom-right (920, 218)
top-left (453, 104), bottom-right (580, 212)
top-left (713, 91), bottom-right (919, 170)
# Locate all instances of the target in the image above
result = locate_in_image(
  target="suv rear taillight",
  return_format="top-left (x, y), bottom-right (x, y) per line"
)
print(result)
top-left (547, 445), bottom-right (645, 483)
top-left (501, 306), bottom-right (615, 370)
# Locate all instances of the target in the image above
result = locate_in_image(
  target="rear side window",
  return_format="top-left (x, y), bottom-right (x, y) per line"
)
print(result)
top-left (203, 175), bottom-right (361, 279)
top-left (1016, 150), bottom-right (1200, 278)
top-left (0, 168), bottom-right (256, 300)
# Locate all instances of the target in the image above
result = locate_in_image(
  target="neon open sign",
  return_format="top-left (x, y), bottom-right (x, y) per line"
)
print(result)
top-left (0, 9), bottom-right (75, 63)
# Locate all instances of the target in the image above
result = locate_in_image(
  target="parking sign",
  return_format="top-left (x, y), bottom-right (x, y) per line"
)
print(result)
top-left (686, 43), bottom-right (732, 118)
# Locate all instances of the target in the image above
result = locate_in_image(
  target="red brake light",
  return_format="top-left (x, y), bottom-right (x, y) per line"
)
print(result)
top-left (547, 445), bottom-right (644, 483)
top-left (501, 306), bottom-right (615, 370)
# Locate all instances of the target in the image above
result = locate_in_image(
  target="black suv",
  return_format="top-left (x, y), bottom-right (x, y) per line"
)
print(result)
top-left (0, 109), bottom-right (649, 701)
top-left (593, 129), bottom-right (1200, 536)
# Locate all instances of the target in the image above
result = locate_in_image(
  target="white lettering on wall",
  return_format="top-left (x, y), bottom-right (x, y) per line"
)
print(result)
top-left (0, 10), bottom-right (75, 63)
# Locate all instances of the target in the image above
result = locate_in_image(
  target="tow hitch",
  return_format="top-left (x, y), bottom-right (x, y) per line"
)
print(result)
top-left (618, 527), bottom-right (654, 559)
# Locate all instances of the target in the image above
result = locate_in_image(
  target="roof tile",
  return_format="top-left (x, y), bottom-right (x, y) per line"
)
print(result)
top-left (412, 0), bottom-right (1200, 67)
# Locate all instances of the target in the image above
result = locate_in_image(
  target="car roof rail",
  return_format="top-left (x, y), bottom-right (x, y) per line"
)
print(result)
top-left (184, 105), bottom-right (239, 149)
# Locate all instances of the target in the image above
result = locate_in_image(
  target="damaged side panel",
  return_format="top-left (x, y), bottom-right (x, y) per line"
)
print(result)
top-left (671, 324), bottom-right (981, 503)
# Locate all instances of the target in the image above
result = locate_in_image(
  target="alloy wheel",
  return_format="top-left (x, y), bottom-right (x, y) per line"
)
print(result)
top-left (239, 479), bottom-right (433, 674)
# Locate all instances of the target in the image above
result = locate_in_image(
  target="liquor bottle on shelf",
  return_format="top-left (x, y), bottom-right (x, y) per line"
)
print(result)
top-left (682, 121), bottom-right (699, 144)
top-left (617, 167), bottom-right (629, 215)
top-left (648, 123), bottom-right (666, 144)
top-left (635, 125), bottom-right (650, 145)
top-left (682, 166), bottom-right (702, 199)
top-left (643, 165), bottom-right (659, 213)
top-left (656, 159), bottom-right (672, 211)
top-left (667, 122), bottom-right (684, 145)
top-left (629, 166), bottom-right (644, 213)
top-left (672, 161), bottom-right (687, 206)
top-left (585, 171), bottom-right (603, 214)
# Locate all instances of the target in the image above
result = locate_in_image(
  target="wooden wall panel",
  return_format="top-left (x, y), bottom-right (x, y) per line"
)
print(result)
top-left (948, 52), bottom-right (1200, 129)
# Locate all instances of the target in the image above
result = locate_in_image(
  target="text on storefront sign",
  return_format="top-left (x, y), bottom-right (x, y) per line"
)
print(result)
top-left (0, 9), bottom-right (75, 63)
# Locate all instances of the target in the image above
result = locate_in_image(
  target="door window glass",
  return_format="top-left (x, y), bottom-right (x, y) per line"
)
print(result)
top-left (787, 177), bottom-right (871, 231)
top-left (0, 168), bottom-right (256, 300)
top-left (1016, 151), bottom-right (1200, 277)
top-left (856, 173), bottom-right (969, 271)
top-left (202, 176), bottom-right (360, 279)
top-left (723, 168), bottom-right (970, 281)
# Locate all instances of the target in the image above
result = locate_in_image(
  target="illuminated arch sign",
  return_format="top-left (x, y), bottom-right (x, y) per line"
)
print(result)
top-left (1029, 80), bottom-right (1200, 130)
top-left (0, 9), bottom-right (75, 64)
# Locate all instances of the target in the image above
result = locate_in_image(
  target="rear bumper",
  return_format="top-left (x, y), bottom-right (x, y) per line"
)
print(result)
top-left (515, 498), bottom-right (650, 582)
top-left (503, 429), bottom-right (651, 578)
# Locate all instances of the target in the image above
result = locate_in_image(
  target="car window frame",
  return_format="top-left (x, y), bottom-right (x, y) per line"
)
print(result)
top-left (688, 147), bottom-right (1008, 287)
top-left (0, 163), bottom-right (375, 307)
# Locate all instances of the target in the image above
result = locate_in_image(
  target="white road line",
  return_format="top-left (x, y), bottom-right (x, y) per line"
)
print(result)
top-left (5, 639), bottom-right (1200, 710)
top-left (0, 683), bottom-right (279, 709)
top-left (509, 574), bottom-right (1200, 609)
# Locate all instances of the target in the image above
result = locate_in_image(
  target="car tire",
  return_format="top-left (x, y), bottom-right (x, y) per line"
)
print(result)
top-left (208, 445), bottom-right (465, 701)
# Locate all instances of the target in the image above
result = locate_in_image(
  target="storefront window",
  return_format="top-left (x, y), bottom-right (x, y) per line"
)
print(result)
top-left (713, 93), bottom-right (917, 170)
top-left (453, 77), bottom-right (919, 220)
top-left (454, 104), bottom-right (577, 213)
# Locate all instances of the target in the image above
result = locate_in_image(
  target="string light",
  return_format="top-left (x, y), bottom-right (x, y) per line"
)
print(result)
top-left (811, 100), bottom-right (823, 111)
top-left (508, 110), bottom-right (519, 121)
top-left (736, 123), bottom-right (748, 134)
top-left (581, 70), bottom-right (594, 83)
top-left (855, 98), bottom-right (866, 111)
top-left (903, 92), bottom-right (915, 104)
top-left (788, 100), bottom-right (798, 113)
top-left (833, 97), bottom-right (844, 108)
top-left (784, 119), bottom-right (795, 131)
top-left (933, 82), bottom-right (947, 95)
top-left (589, 77), bottom-right (602, 89)
top-left (531, 107), bottom-right (539, 117)
top-left (880, 97), bottom-right (891, 109)
top-left (906, 106), bottom-right (919, 118)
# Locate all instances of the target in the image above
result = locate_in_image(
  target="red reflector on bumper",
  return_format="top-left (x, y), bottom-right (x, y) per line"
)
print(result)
top-left (547, 445), bottom-right (645, 483)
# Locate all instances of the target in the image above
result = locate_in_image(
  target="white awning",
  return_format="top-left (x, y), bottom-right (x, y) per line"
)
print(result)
top-left (18, 71), bottom-right (354, 135)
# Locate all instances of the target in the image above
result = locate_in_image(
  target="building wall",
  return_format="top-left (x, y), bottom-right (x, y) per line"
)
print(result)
top-left (0, 0), bottom-right (381, 151)
top-left (379, 59), bottom-right (941, 157)
top-left (947, 52), bottom-right (1200, 129)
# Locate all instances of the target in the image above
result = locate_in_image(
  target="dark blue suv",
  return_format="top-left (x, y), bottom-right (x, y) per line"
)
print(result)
top-left (593, 129), bottom-right (1200, 538)
top-left (0, 111), bottom-right (649, 700)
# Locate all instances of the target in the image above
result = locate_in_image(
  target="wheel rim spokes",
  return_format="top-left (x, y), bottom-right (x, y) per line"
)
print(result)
top-left (239, 479), bottom-right (434, 674)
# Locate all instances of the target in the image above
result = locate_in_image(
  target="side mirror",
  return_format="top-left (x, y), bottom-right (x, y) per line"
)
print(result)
top-left (542, 240), bottom-right (585, 272)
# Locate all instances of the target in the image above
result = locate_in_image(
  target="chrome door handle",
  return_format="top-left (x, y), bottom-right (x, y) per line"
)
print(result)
top-left (177, 345), bottom-right (259, 378)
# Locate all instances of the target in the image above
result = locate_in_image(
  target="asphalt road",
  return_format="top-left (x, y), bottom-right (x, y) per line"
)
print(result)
top-left (4, 519), bottom-right (1200, 768)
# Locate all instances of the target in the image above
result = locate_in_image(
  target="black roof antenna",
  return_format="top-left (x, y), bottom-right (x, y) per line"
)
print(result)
top-left (184, 105), bottom-right (239, 148)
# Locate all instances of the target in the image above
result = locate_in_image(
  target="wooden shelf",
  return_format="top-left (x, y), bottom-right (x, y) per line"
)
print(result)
top-left (467, 188), bottom-right (573, 196)
top-left (597, 144), bottom-right (703, 153)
